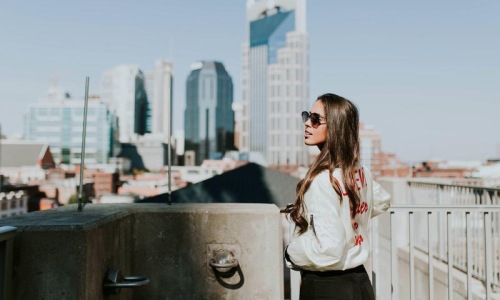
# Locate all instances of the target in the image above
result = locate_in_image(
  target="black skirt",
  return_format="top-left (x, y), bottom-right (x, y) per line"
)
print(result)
top-left (299, 265), bottom-right (375, 300)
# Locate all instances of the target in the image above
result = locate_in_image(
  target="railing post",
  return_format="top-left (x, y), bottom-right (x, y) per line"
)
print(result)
top-left (370, 215), bottom-right (377, 296)
top-left (447, 212), bottom-right (453, 300)
top-left (466, 212), bottom-right (472, 300)
top-left (485, 212), bottom-right (492, 300)
top-left (438, 186), bottom-right (446, 264)
top-left (409, 211), bottom-right (415, 300)
top-left (390, 211), bottom-right (398, 300)
top-left (428, 211), bottom-right (434, 300)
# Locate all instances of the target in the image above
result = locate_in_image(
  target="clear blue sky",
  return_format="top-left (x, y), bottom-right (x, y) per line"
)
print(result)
top-left (1, 0), bottom-right (499, 162)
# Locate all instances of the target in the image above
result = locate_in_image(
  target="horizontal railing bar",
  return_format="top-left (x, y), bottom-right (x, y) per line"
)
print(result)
top-left (407, 181), bottom-right (500, 192)
top-left (389, 205), bottom-right (500, 212)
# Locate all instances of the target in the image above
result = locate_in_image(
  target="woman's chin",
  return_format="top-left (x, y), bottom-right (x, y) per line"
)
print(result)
top-left (304, 139), bottom-right (316, 146)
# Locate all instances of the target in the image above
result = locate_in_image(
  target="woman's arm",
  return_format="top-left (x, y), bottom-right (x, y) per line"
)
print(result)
top-left (286, 176), bottom-right (347, 270)
top-left (371, 180), bottom-right (391, 218)
top-left (286, 213), bottom-right (346, 270)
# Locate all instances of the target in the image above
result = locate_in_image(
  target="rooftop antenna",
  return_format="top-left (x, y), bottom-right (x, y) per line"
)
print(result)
top-left (0, 123), bottom-right (3, 192)
top-left (78, 77), bottom-right (90, 212)
top-left (167, 77), bottom-right (173, 205)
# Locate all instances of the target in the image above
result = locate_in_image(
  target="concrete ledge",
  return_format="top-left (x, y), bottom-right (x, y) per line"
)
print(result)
top-left (0, 203), bottom-right (279, 230)
top-left (0, 203), bottom-right (283, 300)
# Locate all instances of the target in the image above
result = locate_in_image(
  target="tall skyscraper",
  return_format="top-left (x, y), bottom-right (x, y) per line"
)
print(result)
top-left (184, 61), bottom-right (234, 165)
top-left (100, 65), bottom-right (150, 143)
top-left (145, 60), bottom-right (174, 140)
top-left (24, 87), bottom-right (114, 164)
top-left (241, 0), bottom-right (309, 166)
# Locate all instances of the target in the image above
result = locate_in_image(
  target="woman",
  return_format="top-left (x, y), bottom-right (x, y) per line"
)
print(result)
top-left (283, 93), bottom-right (391, 299)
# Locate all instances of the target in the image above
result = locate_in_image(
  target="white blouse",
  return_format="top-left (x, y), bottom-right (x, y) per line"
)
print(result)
top-left (286, 166), bottom-right (391, 271)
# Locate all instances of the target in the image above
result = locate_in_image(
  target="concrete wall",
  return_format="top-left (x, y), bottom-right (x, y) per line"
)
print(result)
top-left (0, 203), bottom-right (283, 300)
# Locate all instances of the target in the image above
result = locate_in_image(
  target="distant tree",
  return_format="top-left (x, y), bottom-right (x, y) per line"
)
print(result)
top-left (67, 191), bottom-right (91, 205)
top-left (68, 193), bottom-right (78, 205)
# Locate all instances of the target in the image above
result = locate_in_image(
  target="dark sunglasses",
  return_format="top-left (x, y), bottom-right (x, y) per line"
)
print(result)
top-left (301, 111), bottom-right (326, 128)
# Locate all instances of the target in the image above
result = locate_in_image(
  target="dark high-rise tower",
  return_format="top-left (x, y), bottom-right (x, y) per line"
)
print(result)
top-left (185, 61), bottom-right (234, 165)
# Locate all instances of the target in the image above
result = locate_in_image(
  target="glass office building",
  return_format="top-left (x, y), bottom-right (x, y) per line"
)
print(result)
top-left (185, 61), bottom-right (234, 165)
top-left (24, 88), bottom-right (114, 164)
top-left (241, 0), bottom-right (309, 166)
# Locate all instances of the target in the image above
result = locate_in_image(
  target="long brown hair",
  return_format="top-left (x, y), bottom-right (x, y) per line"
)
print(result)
top-left (284, 93), bottom-right (361, 234)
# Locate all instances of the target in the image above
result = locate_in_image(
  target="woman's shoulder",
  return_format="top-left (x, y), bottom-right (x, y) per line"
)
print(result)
top-left (312, 168), bottom-right (340, 191)
top-left (313, 165), bottom-right (372, 185)
top-left (329, 165), bottom-right (373, 183)
top-left (312, 169), bottom-right (331, 185)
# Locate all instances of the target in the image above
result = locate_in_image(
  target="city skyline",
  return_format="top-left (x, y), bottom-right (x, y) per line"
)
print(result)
top-left (1, 1), bottom-right (499, 162)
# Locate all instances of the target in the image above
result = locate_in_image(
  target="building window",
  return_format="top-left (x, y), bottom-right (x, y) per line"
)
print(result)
top-left (211, 78), bottom-right (215, 99)
top-left (202, 79), bottom-right (205, 99)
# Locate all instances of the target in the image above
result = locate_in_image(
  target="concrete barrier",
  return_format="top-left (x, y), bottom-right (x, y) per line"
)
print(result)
top-left (0, 203), bottom-right (283, 300)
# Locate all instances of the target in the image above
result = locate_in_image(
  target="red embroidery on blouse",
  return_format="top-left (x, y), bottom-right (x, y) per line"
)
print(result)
top-left (354, 235), bottom-right (364, 246)
top-left (356, 202), bottom-right (368, 214)
top-left (358, 168), bottom-right (367, 188)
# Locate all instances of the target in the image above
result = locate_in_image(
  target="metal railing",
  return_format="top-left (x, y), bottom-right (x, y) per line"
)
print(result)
top-left (407, 180), bottom-right (500, 206)
top-left (389, 205), bottom-right (500, 300)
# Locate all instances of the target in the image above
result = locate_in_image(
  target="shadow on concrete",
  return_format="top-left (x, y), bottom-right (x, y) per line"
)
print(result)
top-left (140, 163), bottom-right (298, 209)
top-left (211, 266), bottom-right (245, 290)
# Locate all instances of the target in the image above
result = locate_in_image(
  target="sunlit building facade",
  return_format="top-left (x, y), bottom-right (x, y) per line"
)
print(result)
top-left (24, 88), bottom-right (113, 164)
top-left (184, 61), bottom-right (234, 165)
top-left (241, 0), bottom-right (309, 166)
top-left (100, 64), bottom-right (150, 143)
top-left (359, 123), bottom-right (382, 178)
top-left (149, 60), bottom-right (174, 140)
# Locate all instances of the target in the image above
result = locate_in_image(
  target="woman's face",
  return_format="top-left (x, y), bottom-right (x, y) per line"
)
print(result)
top-left (304, 100), bottom-right (327, 147)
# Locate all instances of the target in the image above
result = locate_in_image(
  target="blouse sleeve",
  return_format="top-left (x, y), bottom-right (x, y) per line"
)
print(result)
top-left (285, 178), bottom-right (346, 270)
top-left (371, 180), bottom-right (391, 218)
